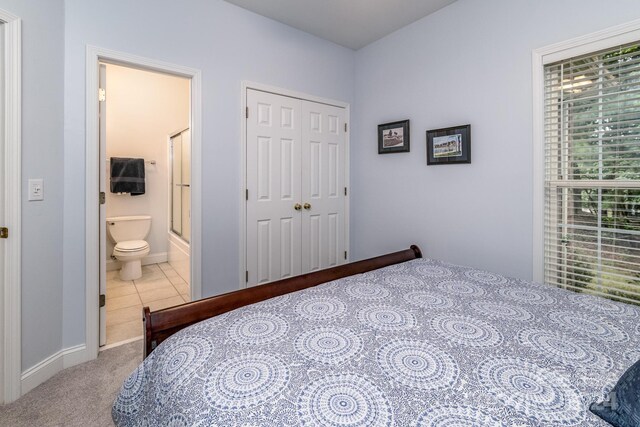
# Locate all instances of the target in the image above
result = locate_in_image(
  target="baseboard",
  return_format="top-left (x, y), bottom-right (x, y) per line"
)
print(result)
top-left (106, 259), bottom-right (119, 271)
top-left (21, 344), bottom-right (87, 395)
top-left (143, 252), bottom-right (168, 266)
top-left (106, 252), bottom-right (168, 271)
top-left (62, 344), bottom-right (90, 368)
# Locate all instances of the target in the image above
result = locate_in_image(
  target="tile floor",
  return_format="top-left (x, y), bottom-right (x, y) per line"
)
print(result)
top-left (105, 263), bottom-right (190, 346)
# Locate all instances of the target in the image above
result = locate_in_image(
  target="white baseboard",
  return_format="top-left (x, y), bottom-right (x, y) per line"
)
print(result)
top-left (106, 259), bottom-right (119, 271)
top-left (144, 252), bottom-right (168, 265)
top-left (21, 344), bottom-right (88, 395)
top-left (106, 252), bottom-right (168, 271)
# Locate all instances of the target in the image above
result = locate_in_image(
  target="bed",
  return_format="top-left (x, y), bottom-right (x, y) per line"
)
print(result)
top-left (113, 246), bottom-right (640, 426)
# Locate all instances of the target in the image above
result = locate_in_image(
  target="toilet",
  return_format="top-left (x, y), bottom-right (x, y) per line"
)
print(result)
top-left (106, 215), bottom-right (152, 280)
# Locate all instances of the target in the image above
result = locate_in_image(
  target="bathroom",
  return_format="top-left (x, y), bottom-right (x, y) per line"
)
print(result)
top-left (102, 63), bottom-right (191, 347)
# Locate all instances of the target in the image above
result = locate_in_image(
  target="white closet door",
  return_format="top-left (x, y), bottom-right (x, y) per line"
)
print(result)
top-left (301, 101), bottom-right (346, 272)
top-left (246, 89), bottom-right (302, 286)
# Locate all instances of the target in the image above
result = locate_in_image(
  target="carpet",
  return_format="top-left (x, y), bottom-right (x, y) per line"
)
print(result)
top-left (0, 340), bottom-right (141, 427)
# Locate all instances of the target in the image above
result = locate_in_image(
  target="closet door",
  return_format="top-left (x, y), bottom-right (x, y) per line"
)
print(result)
top-left (246, 89), bottom-right (302, 286)
top-left (301, 101), bottom-right (346, 272)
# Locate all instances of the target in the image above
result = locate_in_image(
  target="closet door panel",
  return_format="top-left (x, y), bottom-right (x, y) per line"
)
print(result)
top-left (246, 90), bottom-right (302, 286)
top-left (301, 101), bottom-right (346, 272)
top-left (309, 214), bottom-right (321, 271)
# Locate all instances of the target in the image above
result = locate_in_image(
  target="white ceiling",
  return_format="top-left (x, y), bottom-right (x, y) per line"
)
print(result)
top-left (224, 0), bottom-right (458, 50)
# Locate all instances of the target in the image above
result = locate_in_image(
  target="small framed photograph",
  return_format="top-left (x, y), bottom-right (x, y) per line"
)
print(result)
top-left (378, 120), bottom-right (410, 154)
top-left (426, 124), bottom-right (471, 165)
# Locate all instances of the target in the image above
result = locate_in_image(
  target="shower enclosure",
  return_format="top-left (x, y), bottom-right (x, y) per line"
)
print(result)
top-left (168, 128), bottom-right (191, 287)
top-left (170, 128), bottom-right (190, 242)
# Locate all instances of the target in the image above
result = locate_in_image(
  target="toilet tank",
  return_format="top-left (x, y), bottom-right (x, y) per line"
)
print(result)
top-left (106, 215), bottom-right (152, 243)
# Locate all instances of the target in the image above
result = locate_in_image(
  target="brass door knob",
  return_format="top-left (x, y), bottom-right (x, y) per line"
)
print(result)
top-left (294, 203), bottom-right (302, 211)
top-left (303, 202), bottom-right (311, 210)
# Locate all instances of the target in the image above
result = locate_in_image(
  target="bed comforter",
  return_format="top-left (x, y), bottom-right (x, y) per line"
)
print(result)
top-left (113, 258), bottom-right (640, 426)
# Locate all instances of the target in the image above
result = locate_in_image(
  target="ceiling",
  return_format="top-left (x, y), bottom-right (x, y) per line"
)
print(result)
top-left (224, 0), bottom-right (458, 50)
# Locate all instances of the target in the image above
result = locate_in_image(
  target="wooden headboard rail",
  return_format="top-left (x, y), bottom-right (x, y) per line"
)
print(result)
top-left (143, 245), bottom-right (422, 357)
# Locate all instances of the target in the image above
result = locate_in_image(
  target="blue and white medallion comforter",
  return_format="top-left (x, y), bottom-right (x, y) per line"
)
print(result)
top-left (113, 258), bottom-right (640, 426)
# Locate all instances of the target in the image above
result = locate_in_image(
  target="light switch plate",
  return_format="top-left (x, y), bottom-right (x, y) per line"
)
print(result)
top-left (28, 178), bottom-right (44, 201)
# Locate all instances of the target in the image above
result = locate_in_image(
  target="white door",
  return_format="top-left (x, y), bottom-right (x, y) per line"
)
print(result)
top-left (98, 63), bottom-right (107, 346)
top-left (246, 89), bottom-right (347, 287)
top-left (246, 89), bottom-right (303, 286)
top-left (301, 101), bottom-right (346, 272)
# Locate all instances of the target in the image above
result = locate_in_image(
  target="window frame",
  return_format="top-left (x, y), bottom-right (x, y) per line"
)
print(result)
top-left (533, 19), bottom-right (640, 283)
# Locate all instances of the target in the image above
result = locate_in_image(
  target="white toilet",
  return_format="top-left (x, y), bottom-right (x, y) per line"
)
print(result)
top-left (106, 215), bottom-right (152, 280)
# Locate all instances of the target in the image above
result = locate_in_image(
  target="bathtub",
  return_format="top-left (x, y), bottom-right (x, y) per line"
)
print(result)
top-left (168, 232), bottom-right (190, 285)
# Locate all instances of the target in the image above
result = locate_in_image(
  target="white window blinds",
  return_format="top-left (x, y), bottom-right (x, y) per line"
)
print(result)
top-left (544, 42), bottom-right (640, 305)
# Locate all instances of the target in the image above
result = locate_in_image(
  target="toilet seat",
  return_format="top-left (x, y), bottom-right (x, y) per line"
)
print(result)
top-left (114, 240), bottom-right (149, 253)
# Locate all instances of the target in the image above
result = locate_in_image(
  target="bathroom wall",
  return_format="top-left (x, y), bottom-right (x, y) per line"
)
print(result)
top-left (105, 63), bottom-right (190, 267)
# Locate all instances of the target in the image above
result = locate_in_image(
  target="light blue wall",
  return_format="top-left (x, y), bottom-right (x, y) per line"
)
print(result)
top-left (352, 0), bottom-right (640, 280)
top-left (62, 0), bottom-right (355, 348)
top-left (0, 0), bottom-right (65, 371)
top-left (8, 0), bottom-right (640, 378)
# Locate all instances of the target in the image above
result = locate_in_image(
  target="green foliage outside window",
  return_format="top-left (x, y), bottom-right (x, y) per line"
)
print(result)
top-left (559, 44), bottom-right (640, 304)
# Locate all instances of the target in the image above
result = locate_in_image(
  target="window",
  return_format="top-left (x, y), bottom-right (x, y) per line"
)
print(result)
top-left (544, 41), bottom-right (640, 304)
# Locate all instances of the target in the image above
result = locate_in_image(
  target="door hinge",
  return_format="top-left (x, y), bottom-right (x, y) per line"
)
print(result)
top-left (344, 123), bottom-right (347, 132)
top-left (344, 187), bottom-right (347, 196)
top-left (98, 88), bottom-right (106, 102)
top-left (245, 189), bottom-right (248, 200)
top-left (99, 294), bottom-right (106, 307)
top-left (99, 192), bottom-right (106, 205)
top-left (0, 227), bottom-right (8, 239)
top-left (246, 271), bottom-right (249, 282)
top-left (246, 107), bottom-right (249, 119)
top-left (344, 251), bottom-right (348, 260)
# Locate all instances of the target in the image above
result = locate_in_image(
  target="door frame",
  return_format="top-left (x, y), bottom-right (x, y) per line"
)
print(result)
top-left (86, 46), bottom-right (202, 358)
top-left (239, 81), bottom-right (350, 290)
top-left (0, 9), bottom-right (21, 404)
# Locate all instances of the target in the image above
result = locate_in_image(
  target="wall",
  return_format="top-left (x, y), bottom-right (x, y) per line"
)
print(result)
top-left (62, 0), bottom-right (355, 349)
top-left (0, 0), bottom-right (65, 372)
top-left (105, 64), bottom-right (190, 266)
top-left (352, 0), bottom-right (640, 280)
top-left (14, 0), bottom-right (640, 389)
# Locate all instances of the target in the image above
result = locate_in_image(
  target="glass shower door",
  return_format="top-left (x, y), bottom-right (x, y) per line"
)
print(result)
top-left (170, 129), bottom-right (190, 242)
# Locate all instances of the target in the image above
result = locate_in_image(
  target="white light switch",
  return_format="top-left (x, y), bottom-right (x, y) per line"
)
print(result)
top-left (28, 179), bottom-right (44, 201)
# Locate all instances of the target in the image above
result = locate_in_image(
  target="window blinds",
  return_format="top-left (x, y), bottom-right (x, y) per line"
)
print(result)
top-left (544, 42), bottom-right (640, 305)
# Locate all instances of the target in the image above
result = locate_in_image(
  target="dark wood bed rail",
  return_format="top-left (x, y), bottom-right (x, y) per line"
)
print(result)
top-left (143, 245), bottom-right (422, 358)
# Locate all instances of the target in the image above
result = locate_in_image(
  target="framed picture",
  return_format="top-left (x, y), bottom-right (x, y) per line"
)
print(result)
top-left (378, 120), bottom-right (410, 154)
top-left (426, 124), bottom-right (471, 165)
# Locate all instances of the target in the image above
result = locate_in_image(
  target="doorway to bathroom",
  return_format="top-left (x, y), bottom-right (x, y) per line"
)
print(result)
top-left (99, 62), bottom-right (192, 347)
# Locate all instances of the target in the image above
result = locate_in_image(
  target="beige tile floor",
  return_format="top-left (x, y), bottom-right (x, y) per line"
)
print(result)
top-left (105, 263), bottom-right (190, 346)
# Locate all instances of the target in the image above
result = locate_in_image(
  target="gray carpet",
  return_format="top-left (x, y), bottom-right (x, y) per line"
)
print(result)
top-left (0, 340), bottom-right (141, 427)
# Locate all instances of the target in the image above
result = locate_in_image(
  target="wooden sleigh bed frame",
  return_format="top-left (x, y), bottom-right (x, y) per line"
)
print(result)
top-left (143, 245), bottom-right (423, 357)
